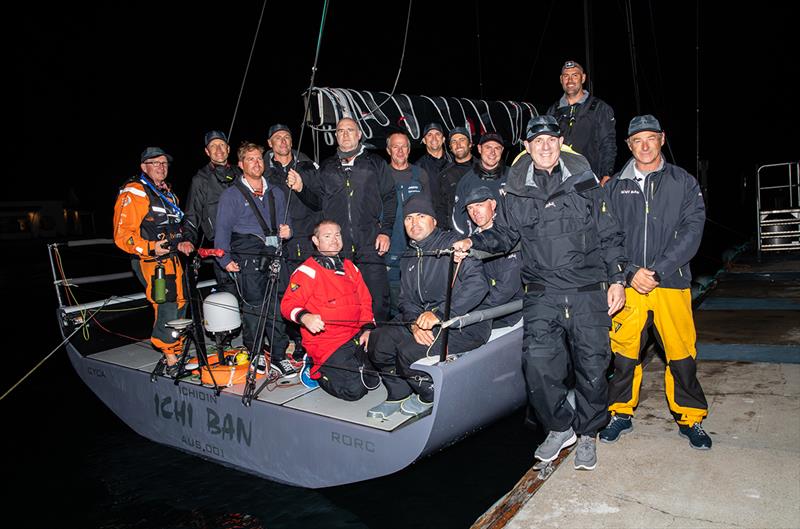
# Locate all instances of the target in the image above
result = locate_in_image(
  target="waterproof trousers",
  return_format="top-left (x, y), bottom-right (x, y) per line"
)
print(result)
top-left (316, 339), bottom-right (380, 402)
top-left (368, 323), bottom-right (487, 403)
top-left (132, 257), bottom-right (186, 356)
top-left (607, 287), bottom-right (708, 426)
top-left (522, 289), bottom-right (611, 436)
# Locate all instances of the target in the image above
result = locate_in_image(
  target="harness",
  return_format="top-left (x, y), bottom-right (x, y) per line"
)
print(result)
top-left (234, 180), bottom-right (279, 246)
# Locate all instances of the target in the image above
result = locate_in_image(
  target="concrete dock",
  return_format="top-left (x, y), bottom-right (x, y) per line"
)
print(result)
top-left (476, 252), bottom-right (800, 529)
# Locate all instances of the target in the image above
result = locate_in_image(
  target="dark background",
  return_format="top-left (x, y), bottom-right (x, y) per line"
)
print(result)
top-left (18, 1), bottom-right (796, 239)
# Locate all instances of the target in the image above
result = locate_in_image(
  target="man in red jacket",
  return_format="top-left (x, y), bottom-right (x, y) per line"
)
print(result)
top-left (281, 220), bottom-right (379, 400)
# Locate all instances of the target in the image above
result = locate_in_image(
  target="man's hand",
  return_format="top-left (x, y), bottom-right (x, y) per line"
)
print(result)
top-left (375, 234), bottom-right (390, 256)
top-left (154, 239), bottom-right (170, 257)
top-left (631, 268), bottom-right (659, 295)
top-left (410, 323), bottom-right (436, 346)
top-left (607, 283), bottom-right (626, 315)
top-left (177, 241), bottom-right (194, 256)
top-left (286, 168), bottom-right (303, 192)
top-left (225, 261), bottom-right (241, 273)
top-left (279, 224), bottom-right (292, 240)
top-left (359, 329), bottom-right (371, 349)
top-left (452, 238), bottom-right (472, 263)
top-left (300, 313), bottom-right (325, 333)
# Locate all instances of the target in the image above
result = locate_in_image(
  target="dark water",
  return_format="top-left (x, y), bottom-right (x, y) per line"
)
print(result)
top-left (5, 239), bottom-right (540, 529)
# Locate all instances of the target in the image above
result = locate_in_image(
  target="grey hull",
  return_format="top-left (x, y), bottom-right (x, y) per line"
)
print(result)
top-left (64, 324), bottom-right (524, 488)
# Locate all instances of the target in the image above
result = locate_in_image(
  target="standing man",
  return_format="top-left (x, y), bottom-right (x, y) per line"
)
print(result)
top-left (367, 195), bottom-right (490, 419)
top-left (414, 122), bottom-right (451, 203)
top-left (263, 123), bottom-right (320, 264)
top-left (547, 60), bottom-right (617, 184)
top-left (452, 131), bottom-right (510, 235)
top-left (179, 130), bottom-right (241, 294)
top-left (453, 115), bottom-right (626, 471)
top-left (436, 126), bottom-right (477, 229)
top-left (286, 117), bottom-right (396, 322)
top-left (215, 142), bottom-right (296, 378)
top-left (600, 115), bottom-right (712, 450)
top-left (113, 147), bottom-right (191, 376)
top-left (281, 220), bottom-right (378, 401)
top-left (385, 130), bottom-right (431, 315)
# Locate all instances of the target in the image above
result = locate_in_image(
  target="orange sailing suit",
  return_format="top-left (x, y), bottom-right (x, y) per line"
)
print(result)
top-left (113, 175), bottom-right (186, 357)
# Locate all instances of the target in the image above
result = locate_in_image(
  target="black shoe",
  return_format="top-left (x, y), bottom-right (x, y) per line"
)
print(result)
top-left (292, 344), bottom-right (306, 363)
top-left (270, 359), bottom-right (298, 379)
top-left (679, 423), bottom-right (712, 450)
top-left (254, 354), bottom-right (267, 375)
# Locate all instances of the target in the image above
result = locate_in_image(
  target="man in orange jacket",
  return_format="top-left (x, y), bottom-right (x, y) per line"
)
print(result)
top-left (113, 147), bottom-right (191, 375)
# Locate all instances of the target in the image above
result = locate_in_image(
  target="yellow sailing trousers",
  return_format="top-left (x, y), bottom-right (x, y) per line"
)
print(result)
top-left (607, 287), bottom-right (708, 426)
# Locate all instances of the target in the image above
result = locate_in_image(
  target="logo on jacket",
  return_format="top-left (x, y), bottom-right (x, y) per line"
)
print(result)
top-left (290, 282), bottom-right (300, 291)
top-left (620, 189), bottom-right (640, 195)
top-left (544, 201), bottom-right (556, 209)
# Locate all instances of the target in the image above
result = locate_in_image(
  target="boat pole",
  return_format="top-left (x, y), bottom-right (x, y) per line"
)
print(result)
top-left (439, 253), bottom-right (456, 362)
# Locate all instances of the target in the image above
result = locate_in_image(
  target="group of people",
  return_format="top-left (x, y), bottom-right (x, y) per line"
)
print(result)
top-left (113, 59), bottom-right (711, 472)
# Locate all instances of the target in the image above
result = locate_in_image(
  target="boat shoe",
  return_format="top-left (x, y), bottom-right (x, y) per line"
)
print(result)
top-left (400, 394), bottom-right (433, 417)
top-left (367, 398), bottom-right (408, 419)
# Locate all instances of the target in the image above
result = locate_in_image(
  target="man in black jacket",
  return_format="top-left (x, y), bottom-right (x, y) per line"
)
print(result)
top-left (547, 60), bottom-right (617, 183)
top-left (367, 195), bottom-right (490, 419)
top-left (600, 115), bottom-right (712, 450)
top-left (414, 122), bottom-right (451, 203)
top-left (286, 117), bottom-right (396, 322)
top-left (178, 130), bottom-right (241, 294)
top-left (436, 127), bottom-right (477, 229)
top-left (453, 115), bottom-right (626, 471)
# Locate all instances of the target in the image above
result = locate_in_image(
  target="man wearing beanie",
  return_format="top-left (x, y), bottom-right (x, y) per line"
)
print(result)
top-left (366, 194), bottom-right (490, 419)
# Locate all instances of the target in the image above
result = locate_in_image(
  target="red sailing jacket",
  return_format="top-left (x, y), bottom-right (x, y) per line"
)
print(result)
top-left (281, 257), bottom-right (374, 377)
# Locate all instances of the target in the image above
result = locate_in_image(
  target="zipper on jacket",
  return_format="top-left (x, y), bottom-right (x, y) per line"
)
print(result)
top-left (564, 296), bottom-right (570, 319)
top-left (643, 177), bottom-right (651, 267)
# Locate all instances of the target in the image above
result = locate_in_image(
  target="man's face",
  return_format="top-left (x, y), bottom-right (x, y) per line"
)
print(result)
top-left (386, 133), bottom-right (410, 168)
top-left (422, 129), bottom-right (444, 153)
top-left (525, 134), bottom-right (563, 173)
top-left (205, 139), bottom-right (230, 165)
top-left (560, 67), bottom-right (586, 98)
top-left (312, 223), bottom-right (343, 256)
top-left (477, 141), bottom-right (504, 171)
top-left (627, 131), bottom-right (665, 168)
top-left (404, 212), bottom-right (437, 242)
top-left (335, 118), bottom-right (362, 152)
top-left (268, 131), bottom-right (293, 157)
top-left (466, 198), bottom-right (496, 230)
top-left (449, 134), bottom-right (472, 162)
top-left (238, 149), bottom-right (265, 179)
top-left (141, 155), bottom-right (169, 184)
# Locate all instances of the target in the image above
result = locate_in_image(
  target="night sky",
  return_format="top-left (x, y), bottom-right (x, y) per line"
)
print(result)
top-left (18, 1), bottom-right (796, 235)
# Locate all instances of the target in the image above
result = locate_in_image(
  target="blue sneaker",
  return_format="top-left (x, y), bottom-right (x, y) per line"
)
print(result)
top-left (679, 423), bottom-right (712, 450)
top-left (299, 354), bottom-right (319, 389)
top-left (599, 415), bottom-right (634, 443)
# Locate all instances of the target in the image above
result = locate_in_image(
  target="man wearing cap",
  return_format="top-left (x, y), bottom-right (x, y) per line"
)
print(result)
top-left (113, 147), bottom-right (190, 376)
top-left (600, 115), bottom-right (712, 450)
top-left (435, 126), bottom-right (477, 229)
top-left (179, 130), bottom-right (242, 294)
top-left (463, 186), bottom-right (523, 328)
top-left (215, 142), bottom-right (296, 378)
top-left (384, 130), bottom-right (432, 316)
top-left (367, 194), bottom-right (490, 419)
top-left (286, 117), bottom-right (396, 323)
top-left (452, 131), bottom-right (510, 235)
top-left (453, 115), bottom-right (627, 471)
top-left (546, 60), bottom-right (617, 183)
top-left (414, 122), bottom-right (452, 204)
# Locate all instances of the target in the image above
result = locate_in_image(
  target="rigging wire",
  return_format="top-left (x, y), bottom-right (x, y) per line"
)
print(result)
top-left (228, 0), bottom-right (269, 141)
top-left (624, 0), bottom-right (642, 115)
top-left (474, 0), bottom-right (484, 99)
top-left (520, 0), bottom-right (555, 101)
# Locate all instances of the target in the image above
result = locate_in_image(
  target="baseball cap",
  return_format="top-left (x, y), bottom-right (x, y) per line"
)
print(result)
top-left (627, 114), bottom-right (663, 137)
top-left (204, 130), bottom-right (228, 146)
top-left (478, 132), bottom-right (504, 146)
top-left (140, 146), bottom-right (173, 163)
top-left (462, 185), bottom-right (495, 210)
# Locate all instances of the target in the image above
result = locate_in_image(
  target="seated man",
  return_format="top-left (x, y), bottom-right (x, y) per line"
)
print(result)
top-left (367, 195), bottom-right (490, 418)
top-left (463, 186), bottom-right (523, 328)
top-left (281, 220), bottom-right (379, 401)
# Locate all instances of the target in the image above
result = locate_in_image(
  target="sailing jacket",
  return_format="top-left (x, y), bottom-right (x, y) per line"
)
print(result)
top-left (481, 247), bottom-right (524, 327)
top-left (182, 162), bottom-right (241, 246)
top-left (281, 256), bottom-right (374, 377)
top-left (295, 146), bottom-right (397, 256)
top-left (470, 152), bottom-right (626, 290)
top-left (451, 163), bottom-right (510, 235)
top-left (606, 158), bottom-right (705, 289)
top-left (263, 150), bottom-right (322, 260)
top-left (414, 150), bottom-right (452, 204)
top-left (399, 228), bottom-right (490, 342)
top-left (547, 93), bottom-right (617, 177)
top-left (113, 175), bottom-right (184, 257)
top-left (436, 158), bottom-right (478, 229)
